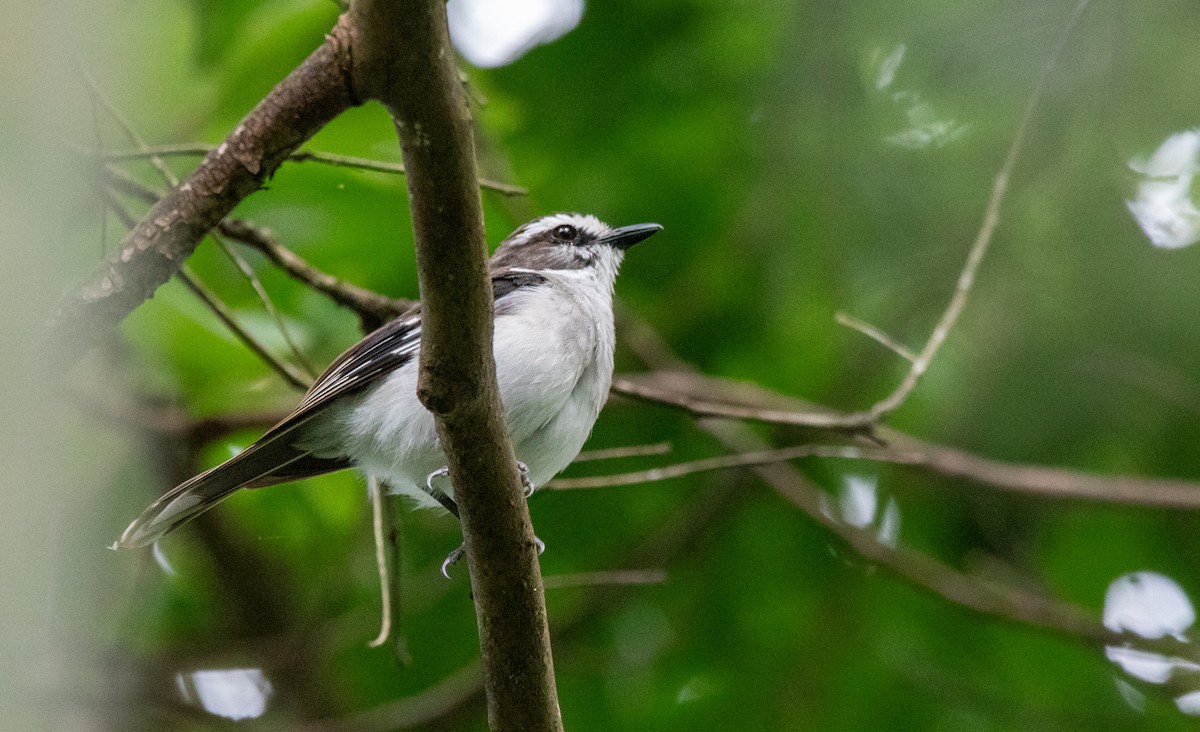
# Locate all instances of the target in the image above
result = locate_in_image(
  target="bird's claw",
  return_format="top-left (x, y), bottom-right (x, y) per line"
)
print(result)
top-left (427, 464), bottom-right (533, 497)
top-left (441, 543), bottom-right (464, 580)
top-left (426, 466), bottom-right (450, 493)
top-left (440, 536), bottom-right (546, 579)
top-left (517, 461), bottom-right (536, 497)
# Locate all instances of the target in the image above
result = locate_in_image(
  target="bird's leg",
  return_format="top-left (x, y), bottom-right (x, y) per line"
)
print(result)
top-left (427, 464), bottom-right (545, 580)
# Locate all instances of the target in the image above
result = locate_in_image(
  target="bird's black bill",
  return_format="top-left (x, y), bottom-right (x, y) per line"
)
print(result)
top-left (599, 223), bottom-right (662, 250)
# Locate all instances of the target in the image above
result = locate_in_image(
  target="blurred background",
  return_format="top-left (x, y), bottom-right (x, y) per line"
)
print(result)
top-left (5, 0), bottom-right (1200, 728)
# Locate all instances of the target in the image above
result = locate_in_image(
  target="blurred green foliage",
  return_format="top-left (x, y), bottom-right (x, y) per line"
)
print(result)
top-left (35, 0), bottom-right (1200, 729)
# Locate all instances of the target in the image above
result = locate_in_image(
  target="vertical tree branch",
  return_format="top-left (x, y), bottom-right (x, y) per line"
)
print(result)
top-left (348, 1), bottom-right (561, 729)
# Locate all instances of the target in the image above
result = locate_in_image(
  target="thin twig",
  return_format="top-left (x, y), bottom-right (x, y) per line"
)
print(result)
top-left (557, 430), bottom-right (1200, 509)
top-left (542, 569), bottom-right (668, 589)
top-left (367, 477), bottom-right (393, 648)
top-left (573, 441), bottom-right (673, 462)
top-left (851, 0), bottom-right (1095, 424)
top-left (82, 73), bottom-right (323, 381)
top-left (708, 420), bottom-right (1197, 657)
top-left (85, 85), bottom-right (324, 379)
top-left (618, 1), bottom-right (1092, 432)
top-left (95, 144), bottom-right (529, 196)
top-left (77, 66), bottom-right (177, 186)
top-left (95, 166), bottom-right (411, 327)
top-left (622, 314), bottom-right (1200, 668)
top-left (212, 229), bottom-right (319, 377)
top-left (51, 22), bottom-right (358, 367)
top-left (612, 375), bottom-right (861, 429)
top-left (613, 370), bottom-right (1200, 509)
top-left (85, 84), bottom-right (110, 257)
top-left (835, 311), bottom-right (916, 362)
top-left (99, 193), bottom-right (312, 390)
top-left (219, 219), bottom-right (411, 328)
top-left (177, 267), bottom-right (313, 390)
top-left (548, 444), bottom-right (888, 490)
top-left (874, 429), bottom-right (1200, 509)
top-left (366, 479), bottom-right (415, 664)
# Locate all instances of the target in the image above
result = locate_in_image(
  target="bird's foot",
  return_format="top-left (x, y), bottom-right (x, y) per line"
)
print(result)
top-left (440, 535), bottom-right (547, 580)
top-left (426, 464), bottom-right (533, 498)
top-left (517, 461), bottom-right (536, 497)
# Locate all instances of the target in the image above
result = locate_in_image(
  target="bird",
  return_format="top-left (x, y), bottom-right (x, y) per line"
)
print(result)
top-left (114, 213), bottom-right (661, 553)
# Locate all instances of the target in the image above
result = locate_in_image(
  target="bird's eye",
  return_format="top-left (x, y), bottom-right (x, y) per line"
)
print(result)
top-left (552, 224), bottom-right (578, 242)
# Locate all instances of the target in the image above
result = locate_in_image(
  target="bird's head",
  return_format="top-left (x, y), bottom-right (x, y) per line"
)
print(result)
top-left (490, 213), bottom-right (661, 279)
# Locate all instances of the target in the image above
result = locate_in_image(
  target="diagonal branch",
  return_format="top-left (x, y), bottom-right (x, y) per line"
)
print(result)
top-left (218, 219), bottom-right (411, 329)
top-left (98, 189), bottom-right (312, 389)
top-left (95, 163), bottom-right (411, 327)
top-left (848, 0), bottom-right (1095, 425)
top-left (49, 18), bottom-right (359, 366)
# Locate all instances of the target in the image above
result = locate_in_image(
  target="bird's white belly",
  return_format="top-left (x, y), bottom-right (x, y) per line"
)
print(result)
top-left (511, 359), bottom-right (608, 488)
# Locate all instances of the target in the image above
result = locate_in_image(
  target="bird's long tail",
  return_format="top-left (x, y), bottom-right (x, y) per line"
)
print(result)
top-left (113, 438), bottom-right (311, 549)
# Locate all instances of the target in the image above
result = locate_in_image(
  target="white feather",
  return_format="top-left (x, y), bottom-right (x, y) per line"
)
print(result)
top-left (334, 218), bottom-right (623, 509)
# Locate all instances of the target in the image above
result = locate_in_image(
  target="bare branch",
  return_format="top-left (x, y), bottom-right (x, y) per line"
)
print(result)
top-left (543, 569), bottom-right (668, 589)
top-left (351, 0), bottom-right (561, 728)
top-left (211, 229), bottom-right (319, 378)
top-left (613, 370), bottom-right (1200, 509)
top-left (50, 20), bottom-right (358, 366)
top-left (365, 480), bottom-right (415, 667)
top-left (876, 430), bottom-right (1200, 509)
top-left (176, 268), bottom-right (313, 390)
top-left (573, 441), bottom-right (673, 462)
top-left (706, 419), bottom-right (1200, 667)
top-left (611, 373), bottom-right (864, 429)
top-left (100, 190), bottom-right (313, 389)
top-left (96, 144), bottom-right (528, 196)
top-left (835, 311), bottom-right (916, 362)
top-left (218, 219), bottom-right (411, 328)
top-left (615, 1), bottom-right (1097, 433)
top-left (367, 477), bottom-right (394, 649)
top-left (78, 66), bottom-right (177, 186)
top-left (622, 315), bottom-right (1200, 670)
top-left (850, 0), bottom-right (1095, 424)
top-left (95, 164), bottom-right (411, 329)
top-left (548, 444), bottom-right (883, 490)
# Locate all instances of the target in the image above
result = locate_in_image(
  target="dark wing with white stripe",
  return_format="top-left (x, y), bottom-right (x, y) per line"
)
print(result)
top-left (265, 270), bottom-right (546, 437)
top-left (287, 308), bottom-right (423, 423)
top-left (115, 272), bottom-right (548, 549)
top-left (114, 307), bottom-right (423, 549)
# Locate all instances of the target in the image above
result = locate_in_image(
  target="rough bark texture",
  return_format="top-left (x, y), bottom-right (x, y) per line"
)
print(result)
top-left (49, 20), bottom-right (357, 365)
top-left (349, 2), bottom-right (563, 729)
